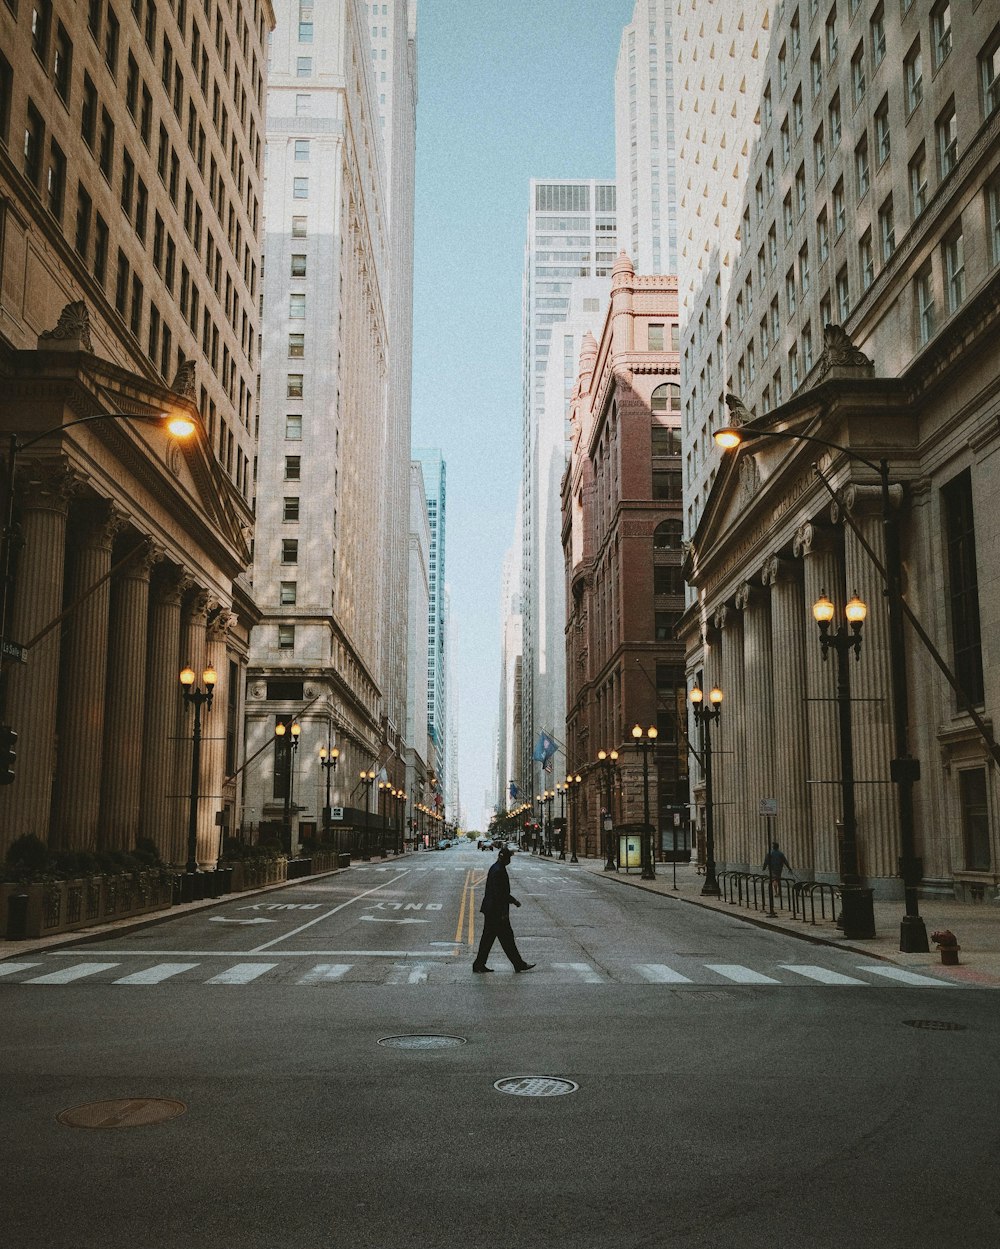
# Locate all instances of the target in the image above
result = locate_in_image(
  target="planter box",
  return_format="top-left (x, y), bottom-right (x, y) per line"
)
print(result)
top-left (2, 871), bottom-right (175, 940)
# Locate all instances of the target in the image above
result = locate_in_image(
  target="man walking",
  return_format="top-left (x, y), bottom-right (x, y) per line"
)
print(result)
top-left (472, 846), bottom-right (534, 973)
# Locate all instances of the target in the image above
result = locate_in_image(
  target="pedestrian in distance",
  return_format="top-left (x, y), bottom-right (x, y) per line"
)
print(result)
top-left (472, 845), bottom-right (535, 973)
top-left (762, 841), bottom-right (793, 896)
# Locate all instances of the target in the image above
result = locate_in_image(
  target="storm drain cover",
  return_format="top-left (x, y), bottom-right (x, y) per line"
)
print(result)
top-left (57, 1098), bottom-right (187, 1129)
top-left (377, 1034), bottom-right (467, 1050)
top-left (903, 1019), bottom-right (967, 1032)
top-left (494, 1076), bottom-right (579, 1097)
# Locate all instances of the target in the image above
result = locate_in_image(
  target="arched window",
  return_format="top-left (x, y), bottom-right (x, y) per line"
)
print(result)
top-left (651, 383), bottom-right (681, 414)
top-left (653, 519), bottom-right (683, 550)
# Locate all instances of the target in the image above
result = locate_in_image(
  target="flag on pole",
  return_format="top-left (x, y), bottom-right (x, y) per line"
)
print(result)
top-left (532, 731), bottom-right (557, 764)
top-left (508, 780), bottom-right (520, 801)
top-left (543, 755), bottom-right (553, 774)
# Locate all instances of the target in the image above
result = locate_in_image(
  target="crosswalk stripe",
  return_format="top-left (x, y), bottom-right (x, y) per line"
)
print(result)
top-left (781, 964), bottom-right (868, 986)
top-left (858, 965), bottom-right (954, 987)
top-left (113, 963), bottom-right (199, 985)
top-left (0, 963), bottom-right (41, 978)
top-left (296, 963), bottom-right (352, 985)
top-left (635, 963), bottom-right (692, 983)
top-left (204, 963), bottom-right (277, 984)
top-left (552, 961), bottom-right (604, 983)
top-left (23, 962), bottom-right (120, 984)
top-left (706, 964), bottom-right (781, 985)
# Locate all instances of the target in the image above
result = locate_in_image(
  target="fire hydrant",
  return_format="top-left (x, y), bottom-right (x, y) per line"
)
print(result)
top-left (931, 929), bottom-right (961, 966)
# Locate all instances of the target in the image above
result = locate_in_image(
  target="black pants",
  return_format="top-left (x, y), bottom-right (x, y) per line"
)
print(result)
top-left (474, 911), bottom-right (525, 969)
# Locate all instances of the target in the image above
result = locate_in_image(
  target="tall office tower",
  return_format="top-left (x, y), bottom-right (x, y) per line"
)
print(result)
top-left (614, 0), bottom-right (678, 274)
top-left (405, 462), bottom-right (430, 827)
top-left (245, 0), bottom-right (417, 849)
top-left (0, 0), bottom-right (271, 863)
top-left (676, 2), bottom-right (1000, 901)
top-left (413, 447), bottom-right (446, 805)
top-left (496, 506), bottom-right (523, 811)
top-left (520, 179), bottom-right (616, 801)
top-left (444, 583), bottom-right (458, 822)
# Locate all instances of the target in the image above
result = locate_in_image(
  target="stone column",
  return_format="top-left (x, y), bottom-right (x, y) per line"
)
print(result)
top-left (201, 607), bottom-right (236, 868)
top-left (793, 521), bottom-right (843, 880)
top-left (141, 567), bottom-right (189, 864)
top-left (99, 543), bottom-right (161, 851)
top-left (176, 589), bottom-right (211, 866)
top-left (843, 484), bottom-right (899, 882)
top-left (736, 580), bottom-right (775, 867)
top-left (762, 554), bottom-right (812, 876)
top-left (713, 604), bottom-right (748, 868)
top-left (0, 468), bottom-right (81, 853)
top-left (53, 501), bottom-right (126, 851)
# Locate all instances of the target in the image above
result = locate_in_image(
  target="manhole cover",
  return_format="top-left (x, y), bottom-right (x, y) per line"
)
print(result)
top-left (494, 1076), bottom-right (579, 1097)
top-left (57, 1098), bottom-right (187, 1129)
top-left (377, 1034), bottom-right (467, 1050)
top-left (903, 1020), bottom-right (967, 1032)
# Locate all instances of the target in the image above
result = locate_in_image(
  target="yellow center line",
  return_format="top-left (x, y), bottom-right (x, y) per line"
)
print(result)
top-left (454, 868), bottom-right (471, 944)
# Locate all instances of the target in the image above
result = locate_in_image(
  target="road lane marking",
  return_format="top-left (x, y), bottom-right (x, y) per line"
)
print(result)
top-left (205, 963), bottom-right (277, 984)
top-left (553, 962), bottom-right (604, 983)
top-left (858, 966), bottom-right (955, 987)
top-left (455, 869), bottom-right (470, 944)
top-left (781, 965), bottom-right (868, 986)
top-left (250, 869), bottom-right (415, 952)
top-left (41, 949), bottom-right (458, 958)
top-left (706, 964), bottom-right (781, 985)
top-left (113, 963), bottom-right (199, 984)
top-left (297, 964), bottom-right (352, 984)
top-left (0, 963), bottom-right (41, 977)
top-left (635, 963), bottom-right (692, 984)
top-left (23, 962), bottom-right (120, 984)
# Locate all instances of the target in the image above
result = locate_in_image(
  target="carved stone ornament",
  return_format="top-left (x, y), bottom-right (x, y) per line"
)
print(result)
top-left (817, 323), bottom-right (874, 377)
top-left (38, 300), bottom-right (94, 353)
top-left (739, 454), bottom-right (761, 503)
top-left (207, 607), bottom-right (238, 640)
top-left (725, 392), bottom-right (752, 427)
top-left (170, 358), bottom-right (197, 398)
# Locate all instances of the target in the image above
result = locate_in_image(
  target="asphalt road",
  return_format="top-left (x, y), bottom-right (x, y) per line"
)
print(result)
top-left (2, 844), bottom-right (997, 1248)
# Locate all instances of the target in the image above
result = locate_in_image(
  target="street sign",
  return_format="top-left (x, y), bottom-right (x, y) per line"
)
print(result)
top-left (759, 797), bottom-right (778, 816)
top-left (1, 640), bottom-right (25, 663)
top-left (329, 806), bottom-right (345, 821)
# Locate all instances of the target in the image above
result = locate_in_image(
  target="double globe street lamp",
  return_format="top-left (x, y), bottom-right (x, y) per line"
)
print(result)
top-left (179, 665), bottom-right (216, 896)
top-left (318, 744), bottom-right (339, 844)
top-left (597, 748), bottom-right (619, 870)
top-left (631, 724), bottom-right (659, 881)
top-left (567, 773), bottom-right (582, 863)
top-left (689, 685), bottom-right (723, 897)
top-left (274, 720), bottom-right (301, 854)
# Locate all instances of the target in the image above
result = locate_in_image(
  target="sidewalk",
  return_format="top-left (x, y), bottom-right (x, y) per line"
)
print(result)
top-left (555, 851), bottom-right (1000, 986)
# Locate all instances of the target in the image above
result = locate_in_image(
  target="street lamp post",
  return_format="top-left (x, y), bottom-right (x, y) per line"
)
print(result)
top-left (557, 783), bottom-right (567, 859)
top-left (689, 685), bottom-right (723, 897)
top-left (179, 665), bottom-right (216, 897)
top-left (597, 749), bottom-right (619, 870)
top-left (631, 725), bottom-right (659, 881)
top-left (319, 743), bottom-right (339, 847)
top-left (545, 789), bottom-right (555, 856)
top-left (274, 720), bottom-right (300, 855)
top-left (813, 590), bottom-right (877, 939)
top-left (715, 422), bottom-right (928, 951)
top-left (359, 769), bottom-right (376, 859)
top-left (569, 773), bottom-right (582, 863)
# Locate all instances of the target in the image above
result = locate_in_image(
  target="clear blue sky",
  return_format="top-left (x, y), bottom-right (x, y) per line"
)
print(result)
top-left (411, 0), bottom-right (634, 828)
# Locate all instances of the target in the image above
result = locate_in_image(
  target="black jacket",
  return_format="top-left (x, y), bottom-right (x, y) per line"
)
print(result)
top-left (480, 860), bottom-right (519, 918)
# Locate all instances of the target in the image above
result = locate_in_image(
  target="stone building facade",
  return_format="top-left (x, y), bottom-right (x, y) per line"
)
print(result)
top-left (562, 255), bottom-right (687, 859)
top-left (0, 0), bottom-right (271, 864)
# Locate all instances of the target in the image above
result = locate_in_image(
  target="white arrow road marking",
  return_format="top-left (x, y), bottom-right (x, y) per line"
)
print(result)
top-left (387, 961), bottom-right (430, 984)
top-left (209, 916), bottom-right (277, 925)
top-left (358, 915), bottom-right (430, 925)
top-left (251, 868), bottom-right (414, 952)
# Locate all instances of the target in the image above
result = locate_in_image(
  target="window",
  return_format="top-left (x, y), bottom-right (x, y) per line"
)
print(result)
top-left (288, 332), bottom-right (305, 357)
top-left (765, 154), bottom-right (775, 199)
top-left (793, 86), bottom-right (804, 137)
top-left (280, 581), bottom-right (297, 605)
top-left (785, 266), bottom-right (797, 316)
top-left (799, 241), bottom-right (811, 294)
top-left (651, 471), bottom-right (681, 502)
top-left (818, 207), bottom-right (830, 262)
top-left (655, 611), bottom-right (681, 642)
top-left (802, 321), bottom-right (814, 371)
top-left (855, 134), bottom-right (870, 200)
top-left (863, 100), bottom-right (884, 161)
top-left (936, 97), bottom-right (957, 178)
top-left (780, 117), bottom-right (790, 166)
top-left (74, 184), bottom-right (92, 257)
top-left (770, 296), bottom-right (780, 342)
top-left (281, 539), bottom-right (298, 564)
top-left (285, 413), bottom-right (302, 440)
top-left (53, 23), bottom-right (72, 103)
top-left (870, 3), bottom-right (886, 67)
top-left (931, 2), bottom-right (952, 70)
top-left (651, 425), bottom-right (680, 455)
top-left (943, 226), bottom-right (965, 313)
top-left (286, 374), bottom-right (303, 398)
top-left (648, 323), bottom-right (665, 351)
top-left (777, 44), bottom-right (787, 92)
top-left (129, 273), bottom-right (143, 337)
top-left (653, 565), bottom-right (684, 595)
top-left (768, 223), bottom-right (778, 269)
top-left (788, 343), bottom-right (799, 390)
top-left (284, 455), bottom-right (301, 480)
top-left (959, 770), bottom-right (990, 872)
top-left (763, 82), bottom-right (773, 130)
top-left (23, 101), bottom-right (44, 188)
top-left (783, 193), bottom-right (793, 241)
top-left (909, 145), bottom-right (927, 218)
top-left (46, 139), bottom-right (65, 220)
top-left (278, 625), bottom-right (295, 650)
top-left (93, 213), bottom-right (108, 284)
top-left (826, 6), bottom-right (838, 65)
top-left (283, 497), bottom-right (300, 522)
top-left (651, 383), bottom-right (681, 414)
top-left (790, 8), bottom-right (801, 60)
top-left (988, 177), bottom-right (1000, 267)
top-left (296, 56), bottom-right (311, 76)
top-left (859, 229), bottom-right (874, 290)
top-left (981, 27), bottom-right (1000, 119)
top-left (836, 264), bottom-right (850, 321)
top-left (294, 138), bottom-right (310, 161)
top-left (292, 176), bottom-right (308, 199)
top-left (811, 43), bottom-right (822, 98)
top-left (290, 254), bottom-right (307, 278)
top-left (81, 74), bottom-right (97, 148)
top-left (120, 148), bottom-right (134, 217)
top-left (851, 42), bottom-right (865, 106)
top-left (795, 163), bottom-right (806, 216)
top-left (294, 93), bottom-right (310, 116)
top-left (99, 108), bottom-right (114, 180)
top-left (942, 469), bottom-right (984, 706)
top-left (828, 91), bottom-right (841, 150)
top-left (31, 1), bottom-right (51, 62)
top-left (915, 262), bottom-right (934, 343)
top-left (820, 290), bottom-right (832, 329)
top-left (653, 519), bottom-right (682, 549)
top-left (289, 293), bottom-right (306, 318)
top-left (104, 4), bottom-right (119, 75)
top-left (904, 40), bottom-right (922, 114)
top-left (292, 216), bottom-right (307, 238)
top-left (833, 177), bottom-right (846, 235)
top-left (879, 195), bottom-right (896, 261)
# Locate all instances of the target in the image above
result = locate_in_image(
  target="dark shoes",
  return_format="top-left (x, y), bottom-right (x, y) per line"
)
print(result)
top-left (515, 963), bottom-right (536, 973)
top-left (472, 964), bottom-right (493, 973)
